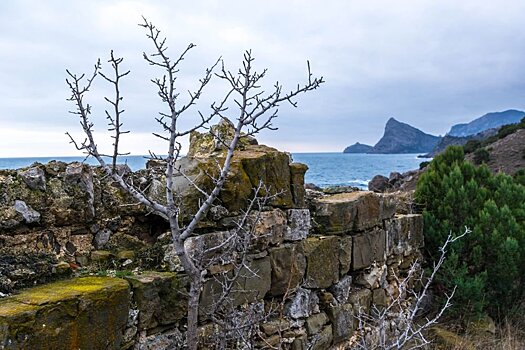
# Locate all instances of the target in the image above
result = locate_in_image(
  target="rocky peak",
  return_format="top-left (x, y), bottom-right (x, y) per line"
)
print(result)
top-left (370, 118), bottom-right (440, 154)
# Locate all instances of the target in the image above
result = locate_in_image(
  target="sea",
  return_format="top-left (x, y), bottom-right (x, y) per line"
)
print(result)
top-left (0, 153), bottom-right (425, 190)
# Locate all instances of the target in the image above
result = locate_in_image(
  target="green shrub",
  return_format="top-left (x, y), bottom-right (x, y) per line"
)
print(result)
top-left (416, 146), bottom-right (525, 320)
top-left (514, 169), bottom-right (525, 186)
top-left (463, 139), bottom-right (481, 154)
top-left (473, 147), bottom-right (490, 165)
top-left (419, 161), bottom-right (430, 169)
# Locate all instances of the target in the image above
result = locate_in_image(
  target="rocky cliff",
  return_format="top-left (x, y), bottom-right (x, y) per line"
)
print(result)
top-left (448, 109), bottom-right (525, 137)
top-left (370, 118), bottom-right (440, 154)
top-left (343, 118), bottom-right (440, 154)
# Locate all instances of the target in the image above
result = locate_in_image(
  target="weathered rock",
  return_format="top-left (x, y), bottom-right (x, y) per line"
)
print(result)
top-left (184, 230), bottom-right (234, 266)
top-left (0, 277), bottom-right (129, 350)
top-left (355, 263), bottom-right (387, 289)
top-left (285, 209), bottom-right (310, 241)
top-left (19, 166), bottom-right (46, 190)
top-left (173, 144), bottom-right (295, 217)
top-left (291, 334), bottom-right (308, 350)
top-left (310, 191), bottom-right (388, 234)
top-left (372, 288), bottom-right (388, 307)
top-left (348, 288), bottom-right (372, 313)
top-left (352, 228), bottom-right (386, 270)
top-left (94, 228), bottom-right (112, 249)
top-left (302, 237), bottom-right (339, 289)
top-left (285, 288), bottom-right (320, 319)
top-left (260, 319), bottom-right (291, 336)
top-left (318, 291), bottom-right (335, 307)
top-left (305, 312), bottom-right (328, 335)
top-left (0, 250), bottom-right (58, 294)
top-left (326, 303), bottom-right (355, 344)
top-left (116, 250), bottom-right (136, 261)
top-left (329, 275), bottom-right (353, 304)
top-left (13, 200), bottom-right (40, 224)
top-left (125, 271), bottom-right (187, 330)
top-left (389, 171), bottom-right (403, 186)
top-left (368, 174), bottom-right (389, 192)
top-left (90, 250), bottom-right (114, 264)
top-left (137, 328), bottom-right (185, 350)
top-left (200, 257), bottom-right (271, 314)
top-left (308, 325), bottom-right (333, 350)
top-left (385, 214), bottom-right (424, 255)
top-left (0, 206), bottom-right (21, 229)
top-left (339, 236), bottom-right (352, 276)
top-left (290, 163), bottom-right (308, 208)
top-left (249, 209), bottom-right (287, 250)
top-left (322, 186), bottom-right (360, 194)
top-left (68, 234), bottom-right (93, 256)
top-left (269, 243), bottom-right (306, 296)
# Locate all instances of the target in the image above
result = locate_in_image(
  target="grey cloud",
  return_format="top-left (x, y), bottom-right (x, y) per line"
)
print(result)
top-left (1, 0), bottom-right (525, 156)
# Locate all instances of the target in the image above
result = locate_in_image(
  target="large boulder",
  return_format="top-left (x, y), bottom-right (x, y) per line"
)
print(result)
top-left (0, 277), bottom-right (130, 350)
top-left (368, 174), bottom-right (389, 192)
top-left (310, 191), bottom-right (395, 234)
top-left (124, 271), bottom-right (187, 331)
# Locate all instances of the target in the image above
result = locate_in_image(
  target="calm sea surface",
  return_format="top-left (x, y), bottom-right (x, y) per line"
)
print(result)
top-left (0, 153), bottom-right (424, 189)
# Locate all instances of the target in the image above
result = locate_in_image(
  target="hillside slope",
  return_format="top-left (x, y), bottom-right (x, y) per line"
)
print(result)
top-left (466, 128), bottom-right (525, 175)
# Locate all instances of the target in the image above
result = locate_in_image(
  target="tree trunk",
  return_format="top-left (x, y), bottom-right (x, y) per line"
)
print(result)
top-left (186, 278), bottom-right (202, 350)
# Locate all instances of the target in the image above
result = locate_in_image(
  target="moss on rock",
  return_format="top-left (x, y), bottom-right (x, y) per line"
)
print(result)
top-left (0, 277), bottom-right (130, 350)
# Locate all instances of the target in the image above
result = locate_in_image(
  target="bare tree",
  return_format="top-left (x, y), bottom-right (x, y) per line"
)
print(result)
top-left (66, 17), bottom-right (323, 350)
top-left (351, 228), bottom-right (470, 350)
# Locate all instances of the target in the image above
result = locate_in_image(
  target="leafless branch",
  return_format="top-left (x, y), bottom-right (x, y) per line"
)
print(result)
top-left (352, 228), bottom-right (470, 350)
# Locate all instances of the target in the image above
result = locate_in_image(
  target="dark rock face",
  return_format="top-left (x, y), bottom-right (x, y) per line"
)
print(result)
top-left (370, 118), bottom-right (440, 154)
top-left (343, 142), bottom-right (374, 153)
top-left (448, 109), bottom-right (525, 137)
top-left (368, 175), bottom-right (389, 192)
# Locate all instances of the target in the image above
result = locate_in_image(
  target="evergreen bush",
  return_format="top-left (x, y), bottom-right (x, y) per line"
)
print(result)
top-left (473, 147), bottom-right (490, 164)
top-left (415, 146), bottom-right (525, 320)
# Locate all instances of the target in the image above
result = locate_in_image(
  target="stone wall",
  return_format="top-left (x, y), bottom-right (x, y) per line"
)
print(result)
top-left (0, 142), bottom-right (423, 349)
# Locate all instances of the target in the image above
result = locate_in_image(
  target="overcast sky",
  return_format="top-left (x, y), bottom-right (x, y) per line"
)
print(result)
top-left (1, 0), bottom-right (525, 157)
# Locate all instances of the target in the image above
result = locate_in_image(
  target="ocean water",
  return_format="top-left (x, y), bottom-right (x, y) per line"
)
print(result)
top-left (0, 156), bottom-right (149, 172)
top-left (293, 153), bottom-right (424, 189)
top-left (0, 153), bottom-right (425, 189)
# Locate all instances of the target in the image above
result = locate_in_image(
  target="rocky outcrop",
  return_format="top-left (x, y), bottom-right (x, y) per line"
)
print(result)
top-left (371, 118), bottom-right (440, 154)
top-left (343, 118), bottom-right (440, 154)
top-left (448, 109), bottom-right (525, 137)
top-left (368, 170), bottom-right (422, 193)
top-left (343, 142), bottom-right (374, 153)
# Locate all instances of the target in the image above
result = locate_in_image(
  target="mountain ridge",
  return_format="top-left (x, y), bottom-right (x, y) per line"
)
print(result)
top-left (448, 109), bottom-right (525, 137)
